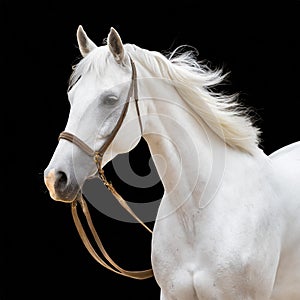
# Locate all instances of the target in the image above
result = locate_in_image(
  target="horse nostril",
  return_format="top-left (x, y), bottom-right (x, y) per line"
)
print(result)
top-left (55, 171), bottom-right (68, 191)
top-left (44, 168), bottom-right (78, 202)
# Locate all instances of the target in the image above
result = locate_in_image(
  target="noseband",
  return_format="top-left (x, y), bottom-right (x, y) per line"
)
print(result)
top-left (58, 57), bottom-right (153, 280)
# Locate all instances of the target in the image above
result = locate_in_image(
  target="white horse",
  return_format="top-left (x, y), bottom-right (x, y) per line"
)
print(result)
top-left (44, 26), bottom-right (300, 299)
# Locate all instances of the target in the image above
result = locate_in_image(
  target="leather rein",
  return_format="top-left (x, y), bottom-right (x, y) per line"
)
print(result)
top-left (58, 57), bottom-right (153, 280)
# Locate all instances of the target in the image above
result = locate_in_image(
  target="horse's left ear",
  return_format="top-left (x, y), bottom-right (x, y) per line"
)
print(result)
top-left (108, 27), bottom-right (124, 64)
top-left (77, 25), bottom-right (97, 57)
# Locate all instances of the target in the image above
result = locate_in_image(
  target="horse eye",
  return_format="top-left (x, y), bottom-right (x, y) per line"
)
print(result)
top-left (103, 95), bottom-right (119, 105)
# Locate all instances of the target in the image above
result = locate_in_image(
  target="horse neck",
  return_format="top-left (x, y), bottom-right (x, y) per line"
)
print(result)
top-left (139, 76), bottom-right (230, 208)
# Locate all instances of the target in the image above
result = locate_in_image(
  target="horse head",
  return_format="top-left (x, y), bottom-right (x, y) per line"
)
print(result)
top-left (44, 27), bottom-right (142, 202)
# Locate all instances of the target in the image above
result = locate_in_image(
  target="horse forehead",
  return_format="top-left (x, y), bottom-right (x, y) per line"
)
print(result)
top-left (76, 65), bottom-right (129, 92)
top-left (69, 74), bottom-right (119, 103)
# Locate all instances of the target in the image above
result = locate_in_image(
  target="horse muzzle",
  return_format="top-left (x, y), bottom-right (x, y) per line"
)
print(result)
top-left (44, 168), bottom-right (80, 203)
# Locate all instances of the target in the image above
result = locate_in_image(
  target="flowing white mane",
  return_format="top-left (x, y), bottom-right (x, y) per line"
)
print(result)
top-left (69, 44), bottom-right (261, 154)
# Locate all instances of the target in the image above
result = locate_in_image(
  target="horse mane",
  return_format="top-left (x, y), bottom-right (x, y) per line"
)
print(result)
top-left (69, 43), bottom-right (261, 154)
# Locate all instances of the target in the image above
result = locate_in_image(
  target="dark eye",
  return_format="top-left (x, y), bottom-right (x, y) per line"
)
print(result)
top-left (103, 94), bottom-right (118, 105)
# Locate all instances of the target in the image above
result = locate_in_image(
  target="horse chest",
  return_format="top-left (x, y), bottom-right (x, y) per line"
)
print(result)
top-left (150, 194), bottom-right (279, 299)
top-left (151, 204), bottom-right (217, 275)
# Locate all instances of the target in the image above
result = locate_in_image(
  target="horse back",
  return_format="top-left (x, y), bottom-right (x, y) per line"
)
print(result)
top-left (267, 141), bottom-right (300, 217)
top-left (269, 141), bottom-right (300, 161)
top-left (269, 141), bottom-right (300, 198)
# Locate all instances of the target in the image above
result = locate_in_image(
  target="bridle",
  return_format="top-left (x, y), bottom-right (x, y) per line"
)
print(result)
top-left (58, 57), bottom-right (153, 280)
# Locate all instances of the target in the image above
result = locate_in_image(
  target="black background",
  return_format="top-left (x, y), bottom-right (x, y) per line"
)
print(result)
top-left (3, 1), bottom-right (299, 299)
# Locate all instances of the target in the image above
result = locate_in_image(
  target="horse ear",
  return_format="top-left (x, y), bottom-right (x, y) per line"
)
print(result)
top-left (107, 27), bottom-right (124, 64)
top-left (77, 25), bottom-right (97, 57)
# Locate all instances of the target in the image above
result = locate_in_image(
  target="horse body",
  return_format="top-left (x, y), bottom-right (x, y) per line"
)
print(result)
top-left (151, 140), bottom-right (300, 299)
top-left (44, 26), bottom-right (300, 299)
top-left (140, 70), bottom-right (297, 299)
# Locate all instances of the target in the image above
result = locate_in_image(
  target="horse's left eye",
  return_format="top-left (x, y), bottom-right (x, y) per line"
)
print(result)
top-left (103, 95), bottom-right (118, 105)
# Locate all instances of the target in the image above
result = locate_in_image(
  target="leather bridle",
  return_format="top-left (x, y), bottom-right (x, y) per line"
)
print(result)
top-left (58, 57), bottom-right (153, 279)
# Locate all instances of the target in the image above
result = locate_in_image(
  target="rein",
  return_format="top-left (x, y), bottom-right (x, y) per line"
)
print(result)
top-left (58, 57), bottom-right (153, 280)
